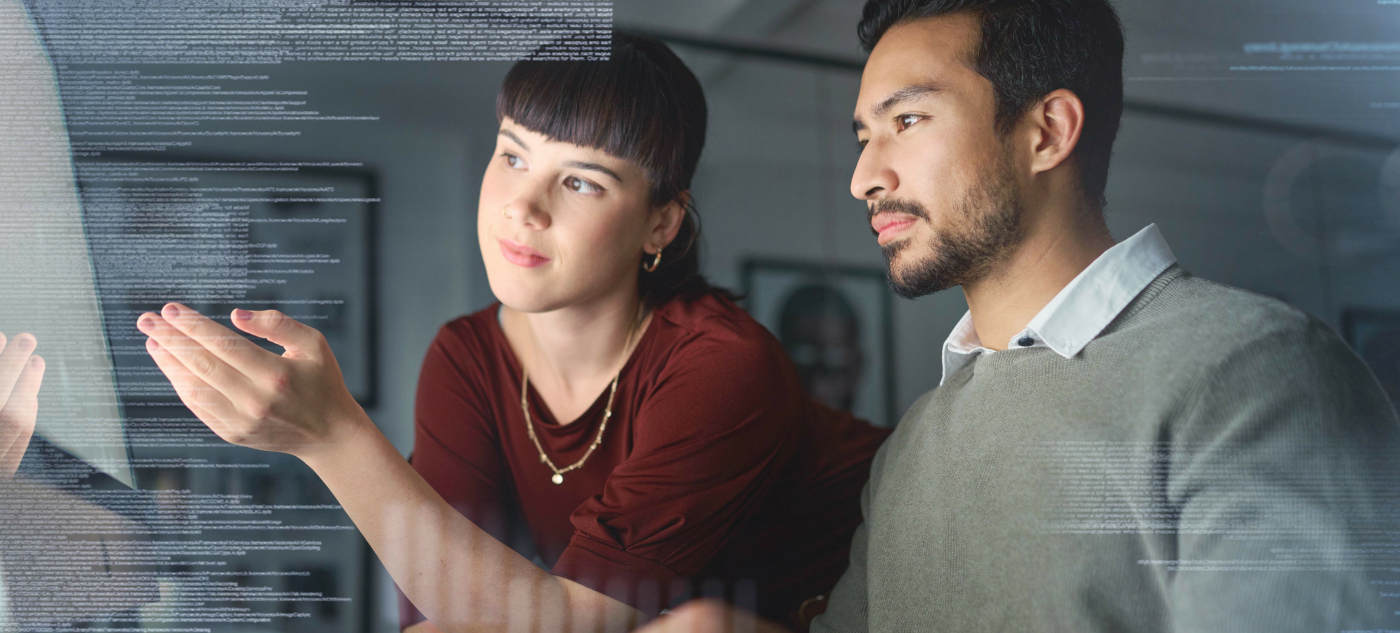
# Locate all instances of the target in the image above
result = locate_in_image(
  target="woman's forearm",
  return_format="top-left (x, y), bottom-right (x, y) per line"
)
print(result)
top-left (301, 412), bottom-right (642, 632)
top-left (132, 306), bottom-right (640, 630)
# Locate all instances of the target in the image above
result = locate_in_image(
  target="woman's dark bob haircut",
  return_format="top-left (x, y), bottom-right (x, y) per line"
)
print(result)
top-left (496, 31), bottom-right (723, 310)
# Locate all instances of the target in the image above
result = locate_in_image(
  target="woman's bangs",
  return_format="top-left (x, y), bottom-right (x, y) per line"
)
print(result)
top-left (495, 54), bottom-right (677, 197)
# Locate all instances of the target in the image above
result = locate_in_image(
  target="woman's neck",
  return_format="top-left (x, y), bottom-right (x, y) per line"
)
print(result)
top-left (499, 287), bottom-right (650, 419)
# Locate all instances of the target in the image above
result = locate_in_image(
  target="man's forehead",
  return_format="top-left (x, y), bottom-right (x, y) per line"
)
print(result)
top-left (853, 14), bottom-right (981, 117)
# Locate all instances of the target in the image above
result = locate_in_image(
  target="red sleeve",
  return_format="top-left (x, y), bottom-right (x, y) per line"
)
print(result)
top-left (397, 322), bottom-right (512, 630)
top-left (552, 320), bottom-right (803, 612)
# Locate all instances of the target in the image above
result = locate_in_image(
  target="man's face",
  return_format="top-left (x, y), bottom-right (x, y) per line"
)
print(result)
top-left (851, 13), bottom-right (1026, 298)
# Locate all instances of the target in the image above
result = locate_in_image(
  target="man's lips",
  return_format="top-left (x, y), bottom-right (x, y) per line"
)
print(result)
top-left (498, 238), bottom-right (549, 268)
top-left (871, 213), bottom-right (918, 245)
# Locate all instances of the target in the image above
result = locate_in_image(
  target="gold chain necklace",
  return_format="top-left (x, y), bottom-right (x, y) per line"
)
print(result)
top-left (519, 315), bottom-right (638, 485)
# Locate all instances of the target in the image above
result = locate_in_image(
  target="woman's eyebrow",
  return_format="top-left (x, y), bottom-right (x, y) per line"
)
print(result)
top-left (498, 129), bottom-right (530, 151)
top-left (563, 160), bottom-right (623, 183)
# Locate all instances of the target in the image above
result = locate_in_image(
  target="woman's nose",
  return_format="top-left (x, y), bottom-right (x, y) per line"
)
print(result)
top-left (503, 186), bottom-right (550, 229)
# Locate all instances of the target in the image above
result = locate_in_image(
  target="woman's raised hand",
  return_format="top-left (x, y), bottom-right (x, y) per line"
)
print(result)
top-left (137, 303), bottom-right (367, 459)
top-left (0, 332), bottom-right (44, 481)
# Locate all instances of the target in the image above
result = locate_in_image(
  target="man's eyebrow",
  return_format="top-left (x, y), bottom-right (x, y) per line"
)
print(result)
top-left (563, 160), bottom-right (622, 183)
top-left (498, 129), bottom-right (529, 151)
top-left (871, 83), bottom-right (943, 118)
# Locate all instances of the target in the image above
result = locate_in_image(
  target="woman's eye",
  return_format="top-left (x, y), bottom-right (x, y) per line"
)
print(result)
top-left (896, 114), bottom-right (924, 131)
top-left (502, 153), bottom-right (525, 169)
top-left (564, 176), bottom-right (601, 195)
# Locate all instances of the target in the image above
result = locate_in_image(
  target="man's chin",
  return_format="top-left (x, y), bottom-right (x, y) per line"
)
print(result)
top-left (885, 250), bottom-right (959, 299)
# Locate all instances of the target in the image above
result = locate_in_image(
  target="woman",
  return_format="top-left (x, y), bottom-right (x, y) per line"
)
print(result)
top-left (136, 32), bottom-right (889, 632)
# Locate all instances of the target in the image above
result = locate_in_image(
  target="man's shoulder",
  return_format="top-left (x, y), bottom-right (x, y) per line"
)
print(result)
top-left (1105, 270), bottom-right (1337, 365)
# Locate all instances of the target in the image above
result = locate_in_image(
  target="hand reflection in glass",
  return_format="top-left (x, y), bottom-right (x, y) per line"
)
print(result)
top-left (0, 332), bottom-right (45, 481)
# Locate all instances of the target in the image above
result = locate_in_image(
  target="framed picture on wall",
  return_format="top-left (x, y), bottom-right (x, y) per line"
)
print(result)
top-left (87, 156), bottom-right (380, 406)
top-left (741, 259), bottom-right (897, 427)
top-left (1343, 308), bottom-right (1400, 409)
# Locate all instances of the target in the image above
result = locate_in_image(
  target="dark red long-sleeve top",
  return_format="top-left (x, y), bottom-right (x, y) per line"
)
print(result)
top-left (399, 294), bottom-right (890, 627)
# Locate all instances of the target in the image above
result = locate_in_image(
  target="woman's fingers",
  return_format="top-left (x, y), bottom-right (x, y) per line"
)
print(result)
top-left (138, 311), bottom-right (267, 411)
top-left (230, 308), bottom-right (328, 360)
top-left (145, 337), bottom-right (241, 439)
top-left (0, 355), bottom-right (42, 479)
top-left (157, 303), bottom-right (283, 379)
top-left (0, 332), bottom-right (37, 406)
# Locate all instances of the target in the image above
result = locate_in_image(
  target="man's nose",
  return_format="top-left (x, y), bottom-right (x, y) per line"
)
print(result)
top-left (851, 140), bottom-right (897, 201)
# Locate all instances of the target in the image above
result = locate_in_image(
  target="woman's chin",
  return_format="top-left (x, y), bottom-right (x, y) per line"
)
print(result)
top-left (488, 281), bottom-right (561, 314)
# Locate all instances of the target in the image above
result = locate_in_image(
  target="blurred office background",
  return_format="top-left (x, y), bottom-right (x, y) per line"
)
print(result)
top-left (185, 2), bottom-right (1400, 626)
top-left (276, 0), bottom-right (1400, 454)
top-left (15, 0), bottom-right (1400, 629)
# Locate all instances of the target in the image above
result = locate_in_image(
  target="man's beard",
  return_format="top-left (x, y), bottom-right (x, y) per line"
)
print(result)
top-left (870, 150), bottom-right (1025, 299)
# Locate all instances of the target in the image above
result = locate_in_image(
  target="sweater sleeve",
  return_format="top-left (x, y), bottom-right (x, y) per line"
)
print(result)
top-left (809, 478), bottom-right (875, 633)
top-left (810, 388), bottom-right (912, 633)
top-left (1166, 314), bottom-right (1400, 632)
top-left (551, 325), bottom-right (804, 613)
top-left (397, 323), bottom-right (514, 630)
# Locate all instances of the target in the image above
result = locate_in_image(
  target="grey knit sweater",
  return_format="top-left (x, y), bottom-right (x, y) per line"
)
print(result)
top-left (812, 266), bottom-right (1400, 632)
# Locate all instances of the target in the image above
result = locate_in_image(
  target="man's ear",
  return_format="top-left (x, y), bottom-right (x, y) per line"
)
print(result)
top-left (1025, 89), bottom-right (1085, 177)
top-left (647, 191), bottom-right (688, 254)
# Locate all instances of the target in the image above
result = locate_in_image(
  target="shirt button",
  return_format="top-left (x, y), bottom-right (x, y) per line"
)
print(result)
top-left (1017, 336), bottom-right (1035, 347)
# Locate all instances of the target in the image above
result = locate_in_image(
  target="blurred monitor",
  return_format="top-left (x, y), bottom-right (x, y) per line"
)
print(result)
top-left (0, 0), bottom-right (134, 489)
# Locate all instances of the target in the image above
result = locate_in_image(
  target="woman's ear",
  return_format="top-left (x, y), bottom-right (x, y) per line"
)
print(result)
top-left (646, 191), bottom-right (688, 254)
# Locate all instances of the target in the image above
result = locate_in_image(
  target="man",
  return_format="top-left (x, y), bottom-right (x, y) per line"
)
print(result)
top-left (643, 0), bottom-right (1400, 631)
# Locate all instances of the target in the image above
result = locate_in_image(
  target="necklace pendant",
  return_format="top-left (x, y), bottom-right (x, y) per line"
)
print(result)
top-left (551, 473), bottom-right (564, 485)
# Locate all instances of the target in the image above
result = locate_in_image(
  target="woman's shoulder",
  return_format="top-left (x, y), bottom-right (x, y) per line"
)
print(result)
top-left (648, 293), bottom-right (792, 378)
top-left (653, 293), bottom-right (779, 351)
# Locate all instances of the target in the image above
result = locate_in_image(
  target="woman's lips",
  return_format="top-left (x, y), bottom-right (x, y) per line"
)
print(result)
top-left (872, 214), bottom-right (918, 245)
top-left (498, 239), bottom-right (550, 268)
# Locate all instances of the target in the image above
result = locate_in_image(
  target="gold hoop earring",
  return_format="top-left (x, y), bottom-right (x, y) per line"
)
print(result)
top-left (643, 251), bottom-right (662, 272)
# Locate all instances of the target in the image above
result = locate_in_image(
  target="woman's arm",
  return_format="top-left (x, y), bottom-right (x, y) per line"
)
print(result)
top-left (136, 304), bottom-right (642, 632)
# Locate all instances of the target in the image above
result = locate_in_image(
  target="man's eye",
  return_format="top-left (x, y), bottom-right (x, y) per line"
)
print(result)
top-left (564, 176), bottom-right (601, 195)
top-left (855, 139), bottom-right (868, 152)
top-left (896, 114), bottom-right (924, 131)
top-left (502, 153), bottom-right (525, 169)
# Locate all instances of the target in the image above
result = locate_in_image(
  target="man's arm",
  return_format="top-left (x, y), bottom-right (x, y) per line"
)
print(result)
top-left (1166, 315), bottom-right (1400, 631)
top-left (806, 517), bottom-right (871, 633)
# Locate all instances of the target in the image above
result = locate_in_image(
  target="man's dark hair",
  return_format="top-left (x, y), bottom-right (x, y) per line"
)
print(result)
top-left (858, 0), bottom-right (1125, 210)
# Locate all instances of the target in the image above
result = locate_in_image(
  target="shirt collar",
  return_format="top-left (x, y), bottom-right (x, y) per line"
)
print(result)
top-left (940, 224), bottom-right (1177, 385)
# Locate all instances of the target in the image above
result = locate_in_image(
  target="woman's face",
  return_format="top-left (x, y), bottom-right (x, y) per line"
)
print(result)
top-left (479, 118), bottom-right (671, 313)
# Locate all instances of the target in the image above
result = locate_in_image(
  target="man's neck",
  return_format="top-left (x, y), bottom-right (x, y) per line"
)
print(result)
top-left (962, 208), bottom-right (1115, 352)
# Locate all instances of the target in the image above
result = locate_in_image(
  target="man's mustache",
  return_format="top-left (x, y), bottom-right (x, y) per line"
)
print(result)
top-left (867, 197), bottom-right (930, 237)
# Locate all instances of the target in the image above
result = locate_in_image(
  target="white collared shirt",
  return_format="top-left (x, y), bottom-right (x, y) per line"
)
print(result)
top-left (940, 224), bottom-right (1177, 385)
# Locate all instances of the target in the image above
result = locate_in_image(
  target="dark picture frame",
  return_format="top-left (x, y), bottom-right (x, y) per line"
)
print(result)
top-left (741, 258), bottom-right (897, 427)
